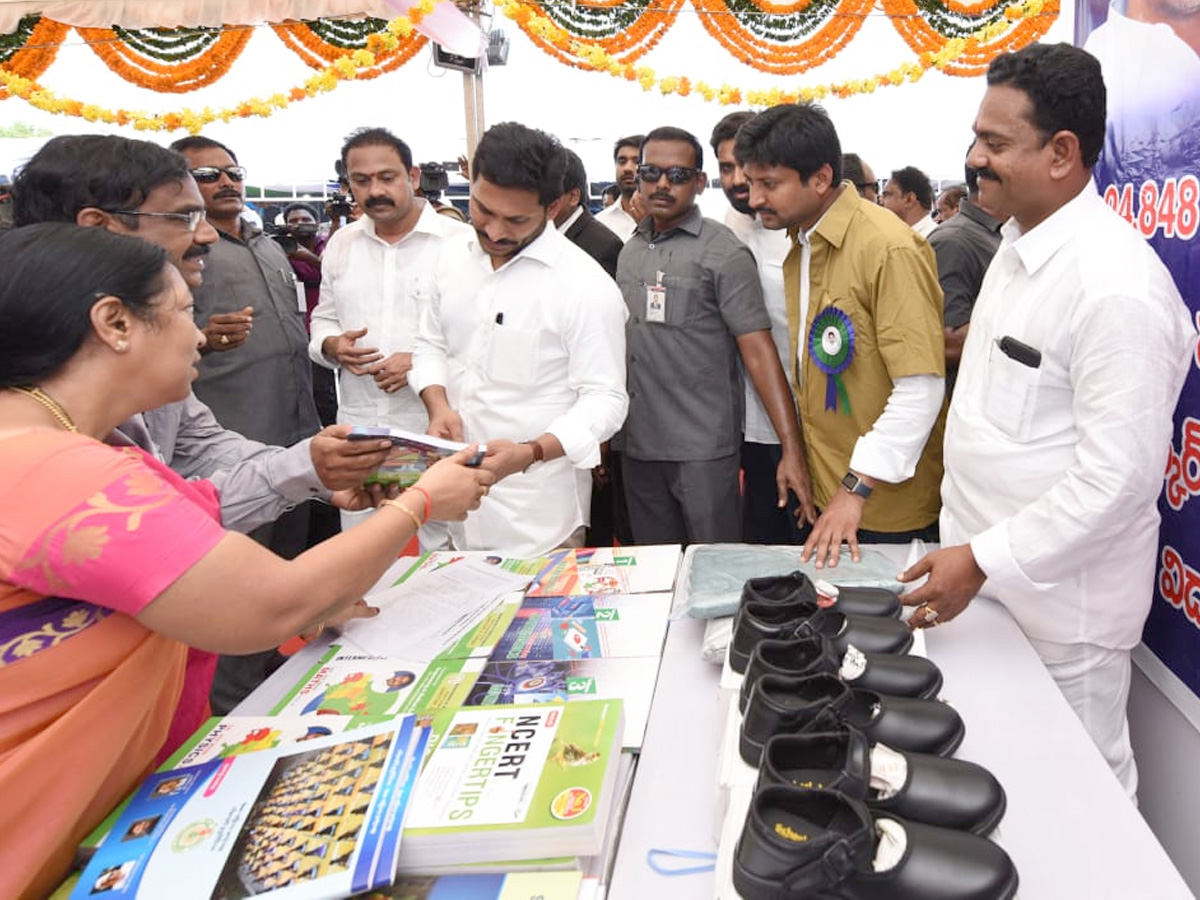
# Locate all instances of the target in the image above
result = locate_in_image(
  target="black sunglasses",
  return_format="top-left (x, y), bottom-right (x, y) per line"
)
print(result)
top-left (637, 164), bottom-right (700, 185)
top-left (190, 165), bottom-right (247, 184)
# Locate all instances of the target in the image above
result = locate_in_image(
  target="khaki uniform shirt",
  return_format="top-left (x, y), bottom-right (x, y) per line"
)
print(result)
top-left (784, 187), bottom-right (945, 532)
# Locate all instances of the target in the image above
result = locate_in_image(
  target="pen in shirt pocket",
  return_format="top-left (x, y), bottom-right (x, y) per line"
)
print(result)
top-left (996, 335), bottom-right (1042, 368)
top-left (495, 312), bottom-right (504, 325)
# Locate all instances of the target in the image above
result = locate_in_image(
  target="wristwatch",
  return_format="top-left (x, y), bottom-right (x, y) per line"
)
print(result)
top-left (841, 471), bottom-right (873, 499)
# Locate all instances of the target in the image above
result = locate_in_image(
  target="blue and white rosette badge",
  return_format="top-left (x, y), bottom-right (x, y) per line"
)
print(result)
top-left (809, 307), bottom-right (855, 414)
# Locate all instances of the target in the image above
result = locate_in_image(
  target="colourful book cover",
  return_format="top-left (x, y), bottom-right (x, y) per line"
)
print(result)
top-left (167, 716), bottom-right (385, 769)
top-left (397, 700), bottom-right (624, 871)
top-left (525, 547), bottom-right (681, 597)
top-left (349, 427), bottom-right (485, 487)
top-left (400, 552), bottom-right (552, 583)
top-left (488, 593), bottom-right (672, 661)
top-left (462, 657), bottom-right (660, 750)
top-left (271, 646), bottom-right (434, 718)
top-left (71, 720), bottom-right (429, 899)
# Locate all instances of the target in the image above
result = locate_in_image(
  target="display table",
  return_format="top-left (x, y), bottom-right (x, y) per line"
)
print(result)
top-left (608, 545), bottom-right (1192, 899)
top-left (235, 547), bottom-right (1191, 899)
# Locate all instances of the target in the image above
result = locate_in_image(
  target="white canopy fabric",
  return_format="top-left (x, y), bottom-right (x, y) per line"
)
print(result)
top-left (0, 1), bottom-right (485, 57)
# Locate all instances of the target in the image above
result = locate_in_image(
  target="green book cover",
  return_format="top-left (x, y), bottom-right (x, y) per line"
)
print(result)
top-left (397, 699), bottom-right (624, 871)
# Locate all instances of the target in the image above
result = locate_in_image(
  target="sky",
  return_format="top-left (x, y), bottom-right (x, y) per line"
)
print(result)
top-left (0, 6), bottom-right (1074, 195)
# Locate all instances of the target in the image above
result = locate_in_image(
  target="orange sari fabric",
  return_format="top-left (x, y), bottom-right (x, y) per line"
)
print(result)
top-left (0, 430), bottom-right (225, 898)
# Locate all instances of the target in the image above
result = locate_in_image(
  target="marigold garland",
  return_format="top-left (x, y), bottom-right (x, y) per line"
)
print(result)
top-left (0, 0), bottom-right (1054, 131)
top-left (509, 0), bottom-right (683, 68)
top-left (0, 15), bottom-right (67, 98)
top-left (271, 18), bottom-right (427, 78)
top-left (75, 25), bottom-right (252, 93)
top-left (883, 0), bottom-right (1056, 74)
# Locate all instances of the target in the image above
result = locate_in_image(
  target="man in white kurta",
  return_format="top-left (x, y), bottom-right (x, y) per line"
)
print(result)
top-left (899, 43), bottom-right (1196, 796)
top-left (410, 123), bottom-right (629, 558)
top-left (308, 129), bottom-right (469, 542)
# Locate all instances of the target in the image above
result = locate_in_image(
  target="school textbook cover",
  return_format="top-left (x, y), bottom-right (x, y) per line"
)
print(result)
top-left (396, 699), bottom-right (624, 872)
top-left (70, 719), bottom-right (429, 900)
top-left (347, 426), bottom-right (485, 487)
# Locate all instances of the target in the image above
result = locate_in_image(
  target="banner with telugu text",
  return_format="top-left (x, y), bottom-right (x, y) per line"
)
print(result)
top-left (1077, 2), bottom-right (1200, 695)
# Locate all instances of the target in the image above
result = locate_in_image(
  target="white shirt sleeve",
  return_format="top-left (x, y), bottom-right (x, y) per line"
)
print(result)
top-left (409, 270), bottom-right (449, 397)
top-left (848, 374), bottom-right (945, 483)
top-left (308, 235), bottom-right (345, 369)
top-left (544, 282), bottom-right (630, 469)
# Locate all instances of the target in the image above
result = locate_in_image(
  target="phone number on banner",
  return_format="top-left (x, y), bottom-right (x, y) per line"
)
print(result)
top-left (1103, 176), bottom-right (1200, 241)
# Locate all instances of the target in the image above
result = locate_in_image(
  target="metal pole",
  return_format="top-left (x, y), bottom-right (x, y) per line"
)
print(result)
top-left (461, 1), bottom-right (486, 160)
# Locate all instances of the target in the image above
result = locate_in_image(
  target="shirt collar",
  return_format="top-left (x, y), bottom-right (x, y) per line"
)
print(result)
top-left (360, 199), bottom-right (446, 244)
top-left (468, 218), bottom-right (563, 272)
top-left (957, 199), bottom-right (1004, 233)
top-left (1002, 183), bottom-right (1100, 276)
top-left (557, 205), bottom-right (585, 233)
top-left (808, 183), bottom-right (859, 250)
top-left (635, 204), bottom-right (703, 240)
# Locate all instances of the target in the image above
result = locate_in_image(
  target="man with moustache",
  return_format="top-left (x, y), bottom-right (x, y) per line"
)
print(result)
top-left (737, 105), bottom-right (945, 562)
top-left (898, 44), bottom-right (1195, 796)
top-left (411, 122), bottom-right (628, 557)
top-left (881, 166), bottom-right (938, 238)
top-left (711, 111), bottom-right (798, 543)
top-left (617, 126), bottom-right (812, 544)
top-left (172, 135), bottom-right (324, 711)
top-left (11, 134), bottom-right (394, 717)
top-left (595, 134), bottom-right (647, 241)
top-left (309, 128), bottom-right (468, 543)
top-left (10, 135), bottom-right (387, 530)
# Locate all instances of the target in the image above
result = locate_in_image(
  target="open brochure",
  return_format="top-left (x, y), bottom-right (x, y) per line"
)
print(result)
top-left (71, 719), bottom-right (428, 899)
top-left (525, 546), bottom-right (682, 597)
top-left (347, 426), bottom-right (485, 487)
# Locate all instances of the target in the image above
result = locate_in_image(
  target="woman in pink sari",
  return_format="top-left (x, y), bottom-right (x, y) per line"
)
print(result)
top-left (0, 224), bottom-right (495, 899)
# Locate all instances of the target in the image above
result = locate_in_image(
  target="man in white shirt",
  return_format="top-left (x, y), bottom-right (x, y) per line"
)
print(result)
top-left (411, 123), bottom-right (629, 557)
top-left (880, 166), bottom-right (938, 239)
top-left (899, 43), bottom-right (1196, 796)
top-left (309, 127), bottom-right (469, 540)
top-left (595, 134), bottom-right (647, 241)
top-left (711, 111), bottom-right (798, 544)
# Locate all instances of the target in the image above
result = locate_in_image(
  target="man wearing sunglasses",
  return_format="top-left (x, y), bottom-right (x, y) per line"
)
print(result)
top-left (615, 126), bottom-right (813, 545)
top-left (172, 135), bottom-right (325, 710)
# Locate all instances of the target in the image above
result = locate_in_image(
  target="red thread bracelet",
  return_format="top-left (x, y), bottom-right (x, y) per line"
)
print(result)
top-left (408, 486), bottom-right (432, 523)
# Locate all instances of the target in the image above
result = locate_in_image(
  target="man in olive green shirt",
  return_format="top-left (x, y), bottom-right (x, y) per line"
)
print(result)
top-left (736, 104), bottom-right (946, 567)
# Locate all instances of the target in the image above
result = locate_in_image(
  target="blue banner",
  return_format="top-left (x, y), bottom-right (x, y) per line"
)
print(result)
top-left (1078, 2), bottom-right (1200, 693)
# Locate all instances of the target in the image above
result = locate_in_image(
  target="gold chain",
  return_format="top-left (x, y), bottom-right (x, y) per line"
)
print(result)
top-left (8, 386), bottom-right (78, 432)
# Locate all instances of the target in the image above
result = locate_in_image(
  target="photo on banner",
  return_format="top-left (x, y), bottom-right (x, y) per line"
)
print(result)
top-left (1076, 2), bottom-right (1200, 693)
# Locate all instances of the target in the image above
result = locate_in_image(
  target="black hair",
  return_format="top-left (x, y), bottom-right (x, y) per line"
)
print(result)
top-left (561, 148), bottom-right (589, 199)
top-left (842, 153), bottom-right (866, 186)
top-left (0, 224), bottom-right (169, 386)
top-left (641, 126), bottom-right (704, 171)
top-left (283, 201), bottom-right (320, 222)
top-left (602, 184), bottom-right (621, 201)
top-left (612, 135), bottom-right (645, 162)
top-left (12, 135), bottom-right (191, 228)
top-left (986, 42), bottom-right (1106, 168)
top-left (472, 122), bottom-right (565, 207)
top-left (710, 111), bottom-right (756, 155)
top-left (889, 166), bottom-right (934, 209)
top-left (339, 127), bottom-right (414, 172)
top-left (169, 135), bottom-right (239, 163)
top-left (734, 103), bottom-right (842, 185)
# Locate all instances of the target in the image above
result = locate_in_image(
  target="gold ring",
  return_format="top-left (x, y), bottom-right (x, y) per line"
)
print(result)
top-left (219, 334), bottom-right (230, 345)
top-left (923, 605), bottom-right (939, 623)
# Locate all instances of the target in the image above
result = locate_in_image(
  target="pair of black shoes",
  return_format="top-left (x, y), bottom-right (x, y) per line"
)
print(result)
top-left (738, 636), bottom-right (942, 714)
top-left (740, 673), bottom-right (964, 767)
top-left (733, 784), bottom-right (1018, 899)
top-left (729, 574), bottom-right (913, 674)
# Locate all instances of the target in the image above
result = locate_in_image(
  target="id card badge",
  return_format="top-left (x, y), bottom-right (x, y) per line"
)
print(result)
top-left (646, 270), bottom-right (667, 323)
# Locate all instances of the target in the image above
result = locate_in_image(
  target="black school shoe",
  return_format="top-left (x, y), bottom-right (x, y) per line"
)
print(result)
top-left (738, 637), bottom-right (943, 713)
top-left (742, 571), bottom-right (902, 619)
top-left (729, 601), bottom-right (913, 675)
top-left (758, 729), bottom-right (1006, 836)
top-left (740, 673), bottom-right (964, 767)
top-left (733, 786), bottom-right (1019, 900)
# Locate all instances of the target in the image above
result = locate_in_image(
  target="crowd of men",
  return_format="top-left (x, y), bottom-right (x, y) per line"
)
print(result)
top-left (4, 42), bottom-right (1194, 801)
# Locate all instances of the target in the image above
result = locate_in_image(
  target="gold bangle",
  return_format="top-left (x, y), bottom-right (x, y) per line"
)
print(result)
top-left (381, 497), bottom-right (424, 532)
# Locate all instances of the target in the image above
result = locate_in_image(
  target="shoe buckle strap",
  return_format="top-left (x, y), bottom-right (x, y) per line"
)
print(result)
top-left (779, 837), bottom-right (859, 893)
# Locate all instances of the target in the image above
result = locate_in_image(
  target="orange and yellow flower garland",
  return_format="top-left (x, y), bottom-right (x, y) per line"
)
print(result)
top-left (0, 2), bottom-right (437, 132)
top-left (271, 20), bottom-right (426, 77)
top-left (74, 25), bottom-right (252, 93)
top-left (0, 0), bottom-right (1053, 132)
